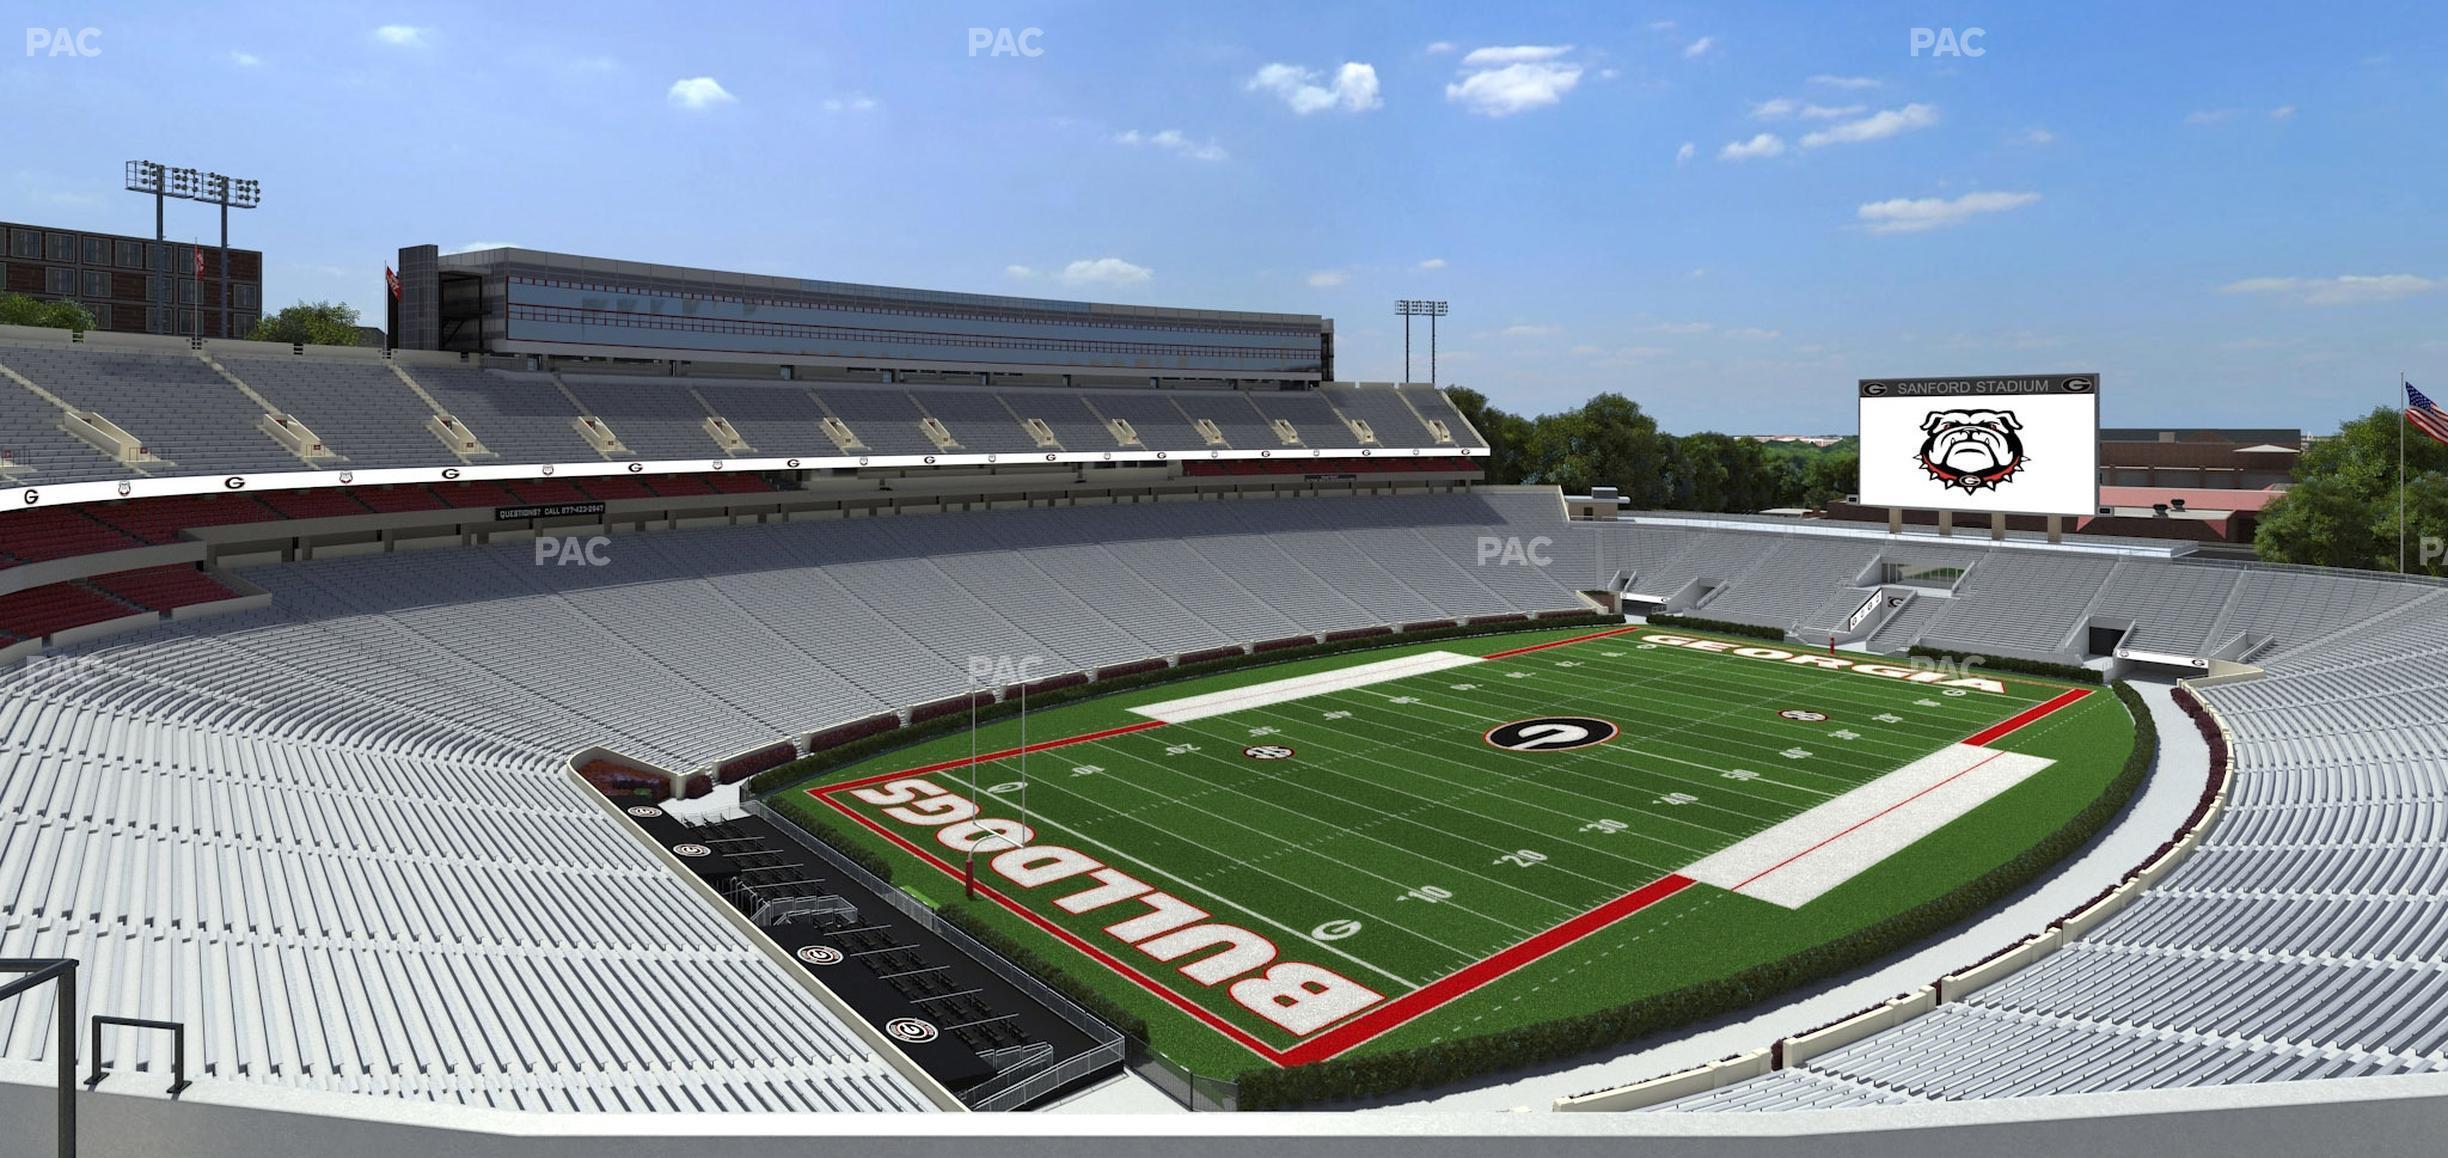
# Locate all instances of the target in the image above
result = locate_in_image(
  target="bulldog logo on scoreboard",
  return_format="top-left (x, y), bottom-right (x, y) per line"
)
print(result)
top-left (1917, 408), bottom-right (2028, 494)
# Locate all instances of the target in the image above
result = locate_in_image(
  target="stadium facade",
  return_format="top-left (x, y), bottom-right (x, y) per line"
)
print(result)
top-left (5, 260), bottom-right (2448, 1158)
top-left (3, 217), bottom-right (264, 338)
top-left (393, 245), bottom-right (1333, 385)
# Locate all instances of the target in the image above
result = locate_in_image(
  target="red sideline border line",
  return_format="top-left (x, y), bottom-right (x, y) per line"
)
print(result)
top-left (1481, 623), bottom-right (1646, 660)
top-left (1726, 685), bottom-right (2094, 897)
top-left (799, 637), bottom-right (2079, 1066)
top-left (1963, 686), bottom-right (2093, 747)
top-left (822, 720), bottom-right (1169, 796)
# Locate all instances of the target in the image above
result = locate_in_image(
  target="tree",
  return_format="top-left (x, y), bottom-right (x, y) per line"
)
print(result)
top-left (248, 300), bottom-right (364, 347)
top-left (1521, 393), bottom-right (1668, 505)
top-left (0, 292), bottom-right (96, 332)
top-left (1799, 450), bottom-right (1859, 511)
top-left (1443, 386), bottom-right (1533, 484)
top-left (2256, 406), bottom-right (2448, 573)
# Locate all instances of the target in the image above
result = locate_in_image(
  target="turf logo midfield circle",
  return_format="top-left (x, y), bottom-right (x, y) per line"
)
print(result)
top-left (1484, 716), bottom-right (1618, 752)
top-left (1243, 744), bottom-right (1297, 760)
top-left (1778, 709), bottom-right (1831, 723)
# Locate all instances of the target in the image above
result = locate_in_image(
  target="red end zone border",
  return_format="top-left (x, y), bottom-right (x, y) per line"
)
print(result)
top-left (802, 636), bottom-right (2096, 1068)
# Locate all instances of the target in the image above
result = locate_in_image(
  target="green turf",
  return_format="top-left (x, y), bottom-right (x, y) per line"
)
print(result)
top-left (770, 623), bottom-right (2134, 1079)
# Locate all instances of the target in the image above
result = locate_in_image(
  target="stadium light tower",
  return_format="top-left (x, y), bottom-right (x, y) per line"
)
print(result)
top-left (124, 160), bottom-right (262, 338)
top-left (1395, 299), bottom-right (1449, 385)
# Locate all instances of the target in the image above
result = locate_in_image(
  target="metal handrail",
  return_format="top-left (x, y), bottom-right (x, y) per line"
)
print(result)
top-left (0, 958), bottom-right (78, 1158)
top-left (85, 1015), bottom-right (190, 1097)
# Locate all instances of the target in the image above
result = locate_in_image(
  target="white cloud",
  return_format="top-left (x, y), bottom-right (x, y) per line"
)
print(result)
top-left (229, 50), bottom-right (261, 67)
top-left (1246, 61), bottom-right (1382, 115)
top-left (1721, 326), bottom-right (1781, 340)
top-left (2217, 274), bottom-right (2437, 306)
top-left (1425, 41), bottom-right (1456, 55)
top-left (373, 25), bottom-right (429, 48)
top-left (444, 241), bottom-right (519, 255)
top-left (2269, 104), bottom-right (2297, 120)
top-left (1649, 321), bottom-right (1713, 335)
top-left (1751, 97), bottom-right (1865, 120)
top-left (1501, 323), bottom-right (1563, 338)
top-left (1004, 265), bottom-right (1038, 280)
top-left (667, 77), bottom-right (737, 110)
top-left (1800, 103), bottom-right (1938, 147)
top-left (2014, 127), bottom-right (2057, 146)
top-left (1057, 258), bottom-right (1153, 288)
top-left (1116, 128), bottom-right (1228, 162)
top-left (1808, 74), bottom-right (1881, 90)
top-left (1445, 46), bottom-right (1584, 116)
top-left (1417, 257), bottom-right (1447, 270)
top-left (1675, 141), bottom-right (1695, 165)
top-left (1305, 270), bottom-right (1347, 288)
top-left (1460, 44), bottom-right (1572, 67)
top-left (1683, 36), bottom-right (1715, 59)
top-left (2186, 108), bottom-right (2238, 124)
top-left (822, 93), bottom-right (880, 113)
top-left (1718, 133), bottom-right (1786, 161)
top-left (1855, 190), bottom-right (2041, 234)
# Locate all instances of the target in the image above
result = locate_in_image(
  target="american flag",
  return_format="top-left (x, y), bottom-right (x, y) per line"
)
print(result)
top-left (2410, 383), bottom-right (2448, 449)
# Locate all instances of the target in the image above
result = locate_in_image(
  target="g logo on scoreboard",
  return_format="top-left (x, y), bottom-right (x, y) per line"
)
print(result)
top-left (1485, 716), bottom-right (1617, 752)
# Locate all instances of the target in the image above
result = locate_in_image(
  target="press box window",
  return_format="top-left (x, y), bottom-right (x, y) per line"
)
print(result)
top-left (46, 267), bottom-right (77, 295)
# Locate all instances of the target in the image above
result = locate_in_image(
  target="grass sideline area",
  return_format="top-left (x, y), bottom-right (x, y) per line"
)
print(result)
top-left (765, 623), bottom-right (2138, 1101)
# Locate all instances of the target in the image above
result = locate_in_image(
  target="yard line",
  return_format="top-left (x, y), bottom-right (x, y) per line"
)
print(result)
top-left (1505, 630), bottom-right (2051, 723)
top-left (1347, 689), bottom-right (1844, 815)
top-left (1471, 636), bottom-right (1976, 771)
top-left (927, 771), bottom-right (1427, 989)
top-left (1508, 651), bottom-right (2003, 762)
top-left (1422, 675), bottom-right (1912, 789)
top-left (1159, 714), bottom-right (1684, 888)
top-left (1221, 700), bottom-right (1744, 852)
top-left (1550, 640), bottom-right (2054, 726)
top-left (1438, 651), bottom-right (1996, 776)
top-left (1074, 738), bottom-right (1559, 945)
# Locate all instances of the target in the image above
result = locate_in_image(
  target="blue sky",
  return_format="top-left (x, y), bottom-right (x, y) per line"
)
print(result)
top-left (7, 1), bottom-right (2442, 433)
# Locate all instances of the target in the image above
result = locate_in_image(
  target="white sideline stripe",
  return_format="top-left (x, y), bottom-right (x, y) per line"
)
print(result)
top-left (1129, 650), bottom-right (1487, 723)
top-left (1681, 743), bottom-right (2057, 909)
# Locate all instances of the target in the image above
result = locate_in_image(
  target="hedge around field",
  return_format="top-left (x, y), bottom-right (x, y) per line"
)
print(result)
top-left (1906, 645), bottom-right (2103, 685)
top-left (788, 803), bottom-right (903, 884)
top-left (1644, 613), bottom-right (1791, 642)
top-left (747, 613), bottom-right (1623, 797)
top-left (1230, 680), bottom-right (2158, 1110)
top-left (932, 904), bottom-right (1154, 1044)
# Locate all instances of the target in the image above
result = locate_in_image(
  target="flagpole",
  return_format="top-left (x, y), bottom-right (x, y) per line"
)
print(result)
top-left (2401, 371), bottom-right (2409, 574)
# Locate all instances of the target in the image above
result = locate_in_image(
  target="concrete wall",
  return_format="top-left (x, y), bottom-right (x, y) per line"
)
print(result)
top-left (8, 1062), bottom-right (2448, 1158)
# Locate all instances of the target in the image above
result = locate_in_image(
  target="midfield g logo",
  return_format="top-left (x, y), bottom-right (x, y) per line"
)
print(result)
top-left (1485, 716), bottom-right (1618, 752)
top-left (1916, 408), bottom-right (2027, 494)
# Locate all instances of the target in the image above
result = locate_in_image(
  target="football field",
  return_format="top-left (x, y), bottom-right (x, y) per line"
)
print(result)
top-left (789, 623), bottom-right (2130, 1074)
